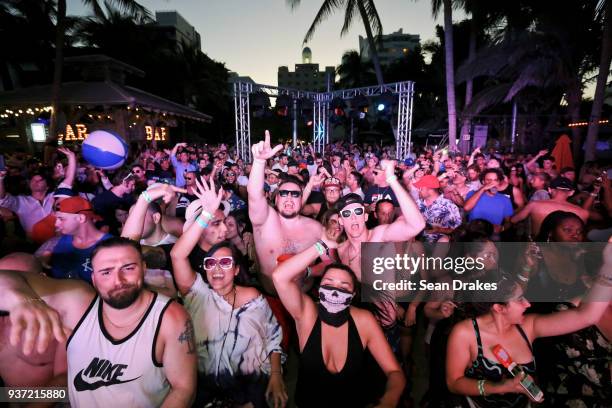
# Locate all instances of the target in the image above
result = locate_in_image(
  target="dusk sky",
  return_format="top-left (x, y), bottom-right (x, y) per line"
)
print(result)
top-left (67, 0), bottom-right (467, 86)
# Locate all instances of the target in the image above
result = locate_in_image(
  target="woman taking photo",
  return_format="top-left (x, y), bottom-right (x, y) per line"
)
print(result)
top-left (171, 177), bottom-right (287, 408)
top-left (272, 236), bottom-right (405, 407)
top-left (446, 242), bottom-right (612, 408)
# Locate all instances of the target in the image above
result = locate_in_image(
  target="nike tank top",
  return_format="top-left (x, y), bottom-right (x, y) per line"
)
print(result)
top-left (67, 292), bottom-right (173, 408)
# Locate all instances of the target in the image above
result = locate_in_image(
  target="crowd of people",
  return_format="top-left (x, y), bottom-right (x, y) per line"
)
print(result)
top-left (0, 131), bottom-right (610, 408)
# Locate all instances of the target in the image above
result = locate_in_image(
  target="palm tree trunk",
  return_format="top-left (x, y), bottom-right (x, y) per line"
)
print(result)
top-left (459, 15), bottom-right (477, 153)
top-left (443, 0), bottom-right (458, 151)
top-left (566, 79), bottom-right (582, 162)
top-left (356, 0), bottom-right (384, 86)
top-left (48, 0), bottom-right (66, 162)
top-left (585, 0), bottom-right (612, 161)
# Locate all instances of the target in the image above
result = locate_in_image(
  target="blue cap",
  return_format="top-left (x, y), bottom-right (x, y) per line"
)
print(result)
top-left (404, 158), bottom-right (415, 166)
top-left (53, 187), bottom-right (77, 199)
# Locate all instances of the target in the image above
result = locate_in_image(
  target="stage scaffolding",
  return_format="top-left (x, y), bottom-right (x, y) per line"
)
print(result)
top-left (233, 81), bottom-right (414, 161)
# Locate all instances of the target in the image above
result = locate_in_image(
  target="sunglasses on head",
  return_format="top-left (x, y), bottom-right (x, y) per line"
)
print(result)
top-left (202, 256), bottom-right (234, 270)
top-left (278, 189), bottom-right (301, 198)
top-left (340, 207), bottom-right (365, 218)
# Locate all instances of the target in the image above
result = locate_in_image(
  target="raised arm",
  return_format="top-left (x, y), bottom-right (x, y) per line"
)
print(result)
top-left (57, 147), bottom-right (76, 188)
top-left (170, 177), bottom-right (223, 295)
top-left (528, 242), bottom-right (612, 339)
top-left (122, 184), bottom-right (186, 241)
top-left (525, 149), bottom-right (547, 173)
top-left (376, 160), bottom-right (425, 242)
top-left (247, 130), bottom-right (283, 226)
top-left (272, 233), bottom-right (336, 321)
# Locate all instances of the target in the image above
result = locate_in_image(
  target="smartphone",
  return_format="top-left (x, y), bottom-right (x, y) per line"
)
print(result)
top-left (492, 345), bottom-right (544, 402)
top-left (0, 155), bottom-right (5, 171)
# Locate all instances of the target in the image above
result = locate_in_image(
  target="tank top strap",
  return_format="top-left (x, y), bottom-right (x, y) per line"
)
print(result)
top-left (347, 313), bottom-right (364, 350)
top-left (515, 325), bottom-right (533, 353)
top-left (471, 318), bottom-right (484, 355)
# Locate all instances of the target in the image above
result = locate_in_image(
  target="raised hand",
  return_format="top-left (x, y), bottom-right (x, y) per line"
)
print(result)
top-left (309, 172), bottom-right (326, 188)
top-left (252, 130), bottom-right (283, 161)
top-left (380, 159), bottom-right (397, 179)
top-left (57, 147), bottom-right (75, 158)
top-left (145, 184), bottom-right (187, 205)
top-left (194, 176), bottom-right (223, 216)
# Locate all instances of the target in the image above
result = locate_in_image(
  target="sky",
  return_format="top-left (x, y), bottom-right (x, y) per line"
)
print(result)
top-left (67, 0), bottom-right (466, 86)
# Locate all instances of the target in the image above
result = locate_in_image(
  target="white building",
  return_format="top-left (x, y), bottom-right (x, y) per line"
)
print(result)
top-left (359, 29), bottom-right (420, 66)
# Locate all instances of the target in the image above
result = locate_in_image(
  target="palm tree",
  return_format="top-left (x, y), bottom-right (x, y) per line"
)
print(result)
top-left (336, 50), bottom-right (376, 88)
top-left (48, 0), bottom-right (150, 146)
top-left (286, 0), bottom-right (385, 85)
top-left (585, 0), bottom-right (611, 161)
top-left (432, 0), bottom-right (458, 151)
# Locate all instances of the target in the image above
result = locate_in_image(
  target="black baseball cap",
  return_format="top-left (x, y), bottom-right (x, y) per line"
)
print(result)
top-left (336, 193), bottom-right (364, 210)
top-left (550, 177), bottom-right (573, 190)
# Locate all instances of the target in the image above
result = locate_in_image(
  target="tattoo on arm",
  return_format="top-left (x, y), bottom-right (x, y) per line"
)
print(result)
top-left (178, 318), bottom-right (196, 355)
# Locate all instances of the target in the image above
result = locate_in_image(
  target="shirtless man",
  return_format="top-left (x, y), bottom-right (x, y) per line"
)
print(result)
top-left (247, 131), bottom-right (323, 294)
top-left (0, 252), bottom-right (90, 389)
top-left (336, 160), bottom-right (425, 281)
top-left (511, 177), bottom-right (589, 237)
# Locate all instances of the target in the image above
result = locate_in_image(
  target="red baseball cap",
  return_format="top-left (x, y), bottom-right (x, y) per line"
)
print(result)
top-left (57, 196), bottom-right (94, 215)
top-left (413, 175), bottom-right (440, 189)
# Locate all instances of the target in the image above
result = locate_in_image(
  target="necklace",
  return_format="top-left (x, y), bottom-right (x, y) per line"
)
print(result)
top-left (348, 243), bottom-right (359, 265)
top-left (219, 285), bottom-right (237, 307)
top-left (102, 295), bottom-right (150, 329)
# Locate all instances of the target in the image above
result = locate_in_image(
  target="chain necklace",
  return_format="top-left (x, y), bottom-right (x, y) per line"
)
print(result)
top-left (102, 294), bottom-right (150, 329)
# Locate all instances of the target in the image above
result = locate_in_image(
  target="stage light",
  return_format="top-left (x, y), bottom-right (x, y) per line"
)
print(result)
top-left (377, 103), bottom-right (385, 112)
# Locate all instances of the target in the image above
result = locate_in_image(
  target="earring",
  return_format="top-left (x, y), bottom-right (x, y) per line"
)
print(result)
top-left (546, 234), bottom-right (551, 243)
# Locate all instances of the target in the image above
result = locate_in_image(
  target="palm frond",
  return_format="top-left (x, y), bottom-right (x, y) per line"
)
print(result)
top-left (106, 0), bottom-right (151, 21)
top-left (303, 0), bottom-right (345, 44)
top-left (81, 0), bottom-right (106, 18)
top-left (285, 0), bottom-right (302, 11)
top-left (363, 0), bottom-right (383, 38)
top-left (465, 82), bottom-right (512, 115)
top-left (340, 0), bottom-right (356, 36)
top-left (431, 0), bottom-right (443, 19)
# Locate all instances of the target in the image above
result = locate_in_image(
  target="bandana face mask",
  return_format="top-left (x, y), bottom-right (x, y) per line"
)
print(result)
top-left (318, 285), bottom-right (354, 327)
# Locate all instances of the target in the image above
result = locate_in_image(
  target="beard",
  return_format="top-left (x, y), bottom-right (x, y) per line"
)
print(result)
top-left (102, 283), bottom-right (142, 309)
top-left (279, 209), bottom-right (299, 219)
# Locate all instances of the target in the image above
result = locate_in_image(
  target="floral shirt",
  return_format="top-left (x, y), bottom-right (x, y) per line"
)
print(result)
top-left (417, 195), bottom-right (462, 242)
top-left (536, 302), bottom-right (611, 408)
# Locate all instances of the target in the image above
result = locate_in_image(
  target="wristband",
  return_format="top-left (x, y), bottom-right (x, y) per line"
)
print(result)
top-left (141, 191), bottom-right (153, 203)
top-left (305, 266), bottom-right (312, 279)
top-left (386, 175), bottom-right (398, 183)
top-left (522, 265), bottom-right (532, 272)
top-left (590, 192), bottom-right (598, 197)
top-left (317, 239), bottom-right (330, 256)
top-left (195, 216), bottom-right (208, 229)
top-left (314, 242), bottom-right (325, 256)
top-left (200, 209), bottom-right (214, 221)
top-left (517, 274), bottom-right (529, 283)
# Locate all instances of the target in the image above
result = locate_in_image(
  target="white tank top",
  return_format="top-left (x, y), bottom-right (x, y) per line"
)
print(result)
top-left (67, 292), bottom-right (172, 408)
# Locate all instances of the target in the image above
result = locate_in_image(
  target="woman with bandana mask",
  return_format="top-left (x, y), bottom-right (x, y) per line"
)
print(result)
top-left (272, 236), bottom-right (405, 407)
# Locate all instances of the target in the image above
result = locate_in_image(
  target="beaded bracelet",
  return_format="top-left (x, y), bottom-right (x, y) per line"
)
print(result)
top-left (195, 216), bottom-right (209, 229)
top-left (477, 379), bottom-right (486, 396)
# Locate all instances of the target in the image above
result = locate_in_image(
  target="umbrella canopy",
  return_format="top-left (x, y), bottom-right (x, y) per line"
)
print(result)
top-left (551, 134), bottom-right (574, 170)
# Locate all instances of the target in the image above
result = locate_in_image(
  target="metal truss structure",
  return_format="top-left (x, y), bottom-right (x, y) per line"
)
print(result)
top-left (234, 80), bottom-right (414, 161)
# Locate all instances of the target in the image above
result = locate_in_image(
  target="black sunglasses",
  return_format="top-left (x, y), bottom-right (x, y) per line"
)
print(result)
top-left (278, 190), bottom-right (301, 198)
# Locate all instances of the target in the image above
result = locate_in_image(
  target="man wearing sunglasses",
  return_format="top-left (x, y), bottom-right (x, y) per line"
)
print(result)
top-left (247, 131), bottom-right (323, 294)
top-left (336, 160), bottom-right (425, 282)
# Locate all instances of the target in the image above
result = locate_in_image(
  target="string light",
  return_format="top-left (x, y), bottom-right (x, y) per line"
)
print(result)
top-left (568, 119), bottom-right (609, 127)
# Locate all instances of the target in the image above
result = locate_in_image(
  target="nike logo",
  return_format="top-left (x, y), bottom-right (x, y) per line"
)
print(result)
top-left (74, 369), bottom-right (141, 391)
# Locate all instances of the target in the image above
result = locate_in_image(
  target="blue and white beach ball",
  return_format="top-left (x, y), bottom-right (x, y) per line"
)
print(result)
top-left (82, 130), bottom-right (128, 170)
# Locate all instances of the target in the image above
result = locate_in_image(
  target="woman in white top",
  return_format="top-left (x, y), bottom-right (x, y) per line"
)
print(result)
top-left (171, 176), bottom-right (287, 408)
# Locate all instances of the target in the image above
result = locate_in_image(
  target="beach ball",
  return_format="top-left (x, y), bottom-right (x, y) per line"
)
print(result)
top-left (82, 130), bottom-right (128, 170)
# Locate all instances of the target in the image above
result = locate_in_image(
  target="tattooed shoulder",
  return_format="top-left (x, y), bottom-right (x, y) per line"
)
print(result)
top-left (177, 318), bottom-right (196, 354)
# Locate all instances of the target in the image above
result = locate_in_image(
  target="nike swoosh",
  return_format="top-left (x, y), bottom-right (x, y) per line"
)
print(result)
top-left (74, 369), bottom-right (141, 391)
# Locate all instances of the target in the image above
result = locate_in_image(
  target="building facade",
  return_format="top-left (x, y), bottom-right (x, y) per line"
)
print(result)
top-left (359, 29), bottom-right (420, 66)
top-left (155, 11), bottom-right (202, 50)
top-left (278, 48), bottom-right (335, 91)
